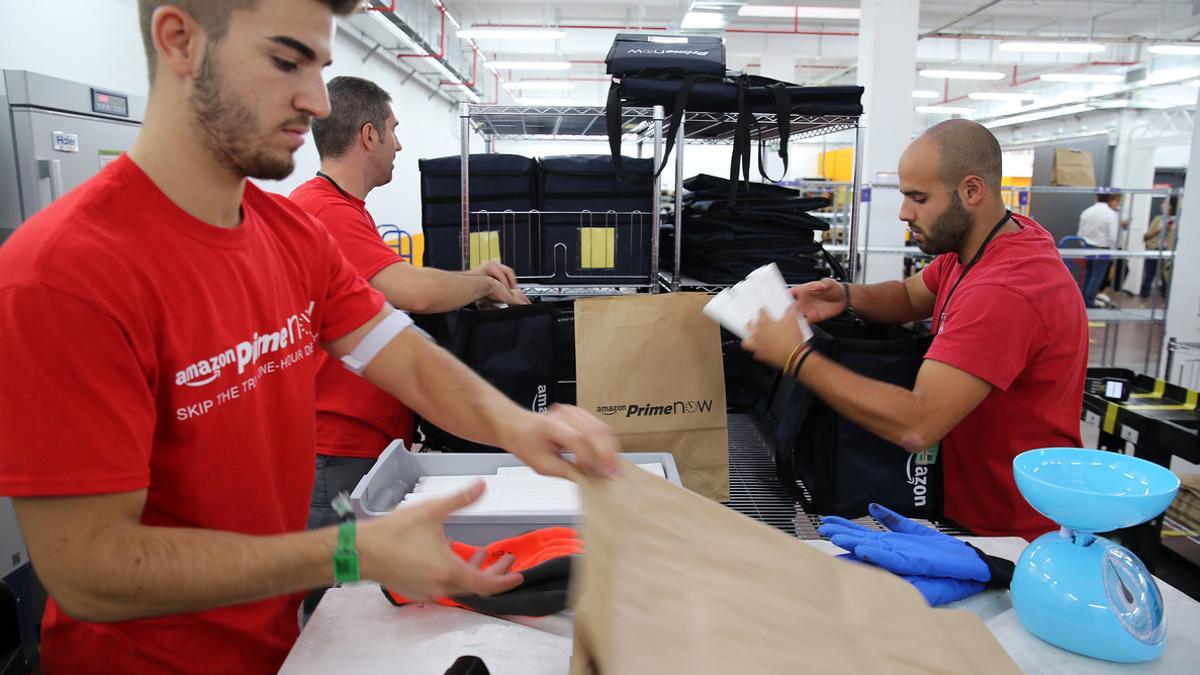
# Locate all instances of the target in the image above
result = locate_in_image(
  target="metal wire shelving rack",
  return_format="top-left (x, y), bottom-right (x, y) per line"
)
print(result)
top-left (458, 104), bottom-right (664, 297)
top-left (660, 111), bottom-right (864, 292)
top-left (457, 104), bottom-right (864, 295)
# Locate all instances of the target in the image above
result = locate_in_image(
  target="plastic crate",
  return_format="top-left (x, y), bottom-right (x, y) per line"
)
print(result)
top-left (350, 441), bottom-right (682, 545)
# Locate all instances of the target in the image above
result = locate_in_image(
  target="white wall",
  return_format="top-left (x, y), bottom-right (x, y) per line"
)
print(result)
top-left (0, 0), bottom-right (474, 236)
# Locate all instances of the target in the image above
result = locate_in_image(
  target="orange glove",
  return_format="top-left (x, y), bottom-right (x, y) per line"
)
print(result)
top-left (383, 527), bottom-right (583, 616)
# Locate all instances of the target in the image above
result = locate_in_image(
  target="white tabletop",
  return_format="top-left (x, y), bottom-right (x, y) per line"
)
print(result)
top-left (280, 537), bottom-right (1200, 674)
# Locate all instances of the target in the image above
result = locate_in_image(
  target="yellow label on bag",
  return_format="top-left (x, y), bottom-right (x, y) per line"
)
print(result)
top-left (469, 231), bottom-right (501, 268)
top-left (581, 227), bottom-right (615, 269)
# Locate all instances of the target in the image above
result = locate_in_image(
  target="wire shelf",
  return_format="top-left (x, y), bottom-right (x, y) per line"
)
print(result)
top-left (676, 112), bottom-right (860, 145)
top-left (1169, 341), bottom-right (1200, 390)
top-left (461, 102), bottom-right (864, 290)
top-left (464, 104), bottom-right (860, 145)
top-left (466, 105), bottom-right (656, 141)
top-left (468, 209), bottom-right (656, 286)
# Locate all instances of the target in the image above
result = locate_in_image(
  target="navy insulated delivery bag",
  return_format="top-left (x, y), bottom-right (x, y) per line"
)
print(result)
top-left (756, 317), bottom-right (941, 519)
top-left (605, 33), bottom-right (863, 203)
top-left (413, 303), bottom-right (558, 453)
top-left (419, 154), bottom-right (539, 275)
top-left (538, 155), bottom-right (654, 284)
top-left (605, 33), bottom-right (726, 77)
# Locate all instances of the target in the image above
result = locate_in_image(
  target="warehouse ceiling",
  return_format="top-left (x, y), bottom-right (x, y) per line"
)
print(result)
top-left (353, 1), bottom-right (1200, 124)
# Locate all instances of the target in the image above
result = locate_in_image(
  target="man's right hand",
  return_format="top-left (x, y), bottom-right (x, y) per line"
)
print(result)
top-left (483, 277), bottom-right (530, 306)
top-left (358, 481), bottom-right (524, 601)
top-left (789, 278), bottom-right (847, 323)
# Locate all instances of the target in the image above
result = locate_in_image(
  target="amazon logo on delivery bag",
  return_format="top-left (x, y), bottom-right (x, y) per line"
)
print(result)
top-left (594, 400), bottom-right (714, 417)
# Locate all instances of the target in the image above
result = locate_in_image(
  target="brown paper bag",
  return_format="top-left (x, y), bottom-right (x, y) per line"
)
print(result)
top-left (570, 465), bottom-right (1020, 675)
top-left (1051, 147), bottom-right (1096, 187)
top-left (575, 293), bottom-right (729, 501)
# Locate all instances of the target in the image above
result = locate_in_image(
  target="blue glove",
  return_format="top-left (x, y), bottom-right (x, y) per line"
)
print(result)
top-left (833, 553), bottom-right (984, 606)
top-left (905, 576), bottom-right (986, 606)
top-left (819, 504), bottom-right (990, 583)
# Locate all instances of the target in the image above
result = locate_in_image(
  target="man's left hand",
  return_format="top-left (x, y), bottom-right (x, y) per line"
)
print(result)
top-left (500, 404), bottom-right (622, 481)
top-left (741, 307), bottom-right (809, 371)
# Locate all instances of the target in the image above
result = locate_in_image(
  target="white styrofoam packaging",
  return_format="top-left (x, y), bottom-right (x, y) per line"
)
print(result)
top-left (350, 441), bottom-right (683, 545)
top-left (702, 262), bottom-right (813, 341)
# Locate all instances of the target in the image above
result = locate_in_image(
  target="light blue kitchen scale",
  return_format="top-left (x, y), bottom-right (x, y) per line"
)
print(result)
top-left (1011, 448), bottom-right (1180, 663)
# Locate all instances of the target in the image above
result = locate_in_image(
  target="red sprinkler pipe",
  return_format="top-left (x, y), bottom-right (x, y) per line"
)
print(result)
top-left (466, 22), bottom-right (669, 31)
top-left (440, 46), bottom-right (478, 87)
top-left (726, 28), bottom-right (858, 36)
top-left (936, 60), bottom-right (1140, 105)
top-left (397, 6), bottom-right (446, 59)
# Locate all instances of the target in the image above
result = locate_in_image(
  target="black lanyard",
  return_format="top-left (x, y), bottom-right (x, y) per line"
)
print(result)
top-left (935, 210), bottom-right (1012, 334)
top-left (316, 171), bottom-right (357, 202)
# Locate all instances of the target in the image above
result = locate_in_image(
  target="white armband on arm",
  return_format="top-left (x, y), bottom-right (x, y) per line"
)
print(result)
top-left (340, 307), bottom-right (415, 377)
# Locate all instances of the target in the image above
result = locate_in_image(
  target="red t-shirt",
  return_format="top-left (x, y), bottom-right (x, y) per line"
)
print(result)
top-left (289, 176), bottom-right (415, 458)
top-left (0, 155), bottom-right (385, 674)
top-left (922, 213), bottom-right (1087, 540)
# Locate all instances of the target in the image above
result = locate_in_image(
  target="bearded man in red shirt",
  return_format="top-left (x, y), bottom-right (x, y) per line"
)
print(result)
top-left (744, 119), bottom-right (1087, 541)
top-left (0, 2), bottom-right (619, 672)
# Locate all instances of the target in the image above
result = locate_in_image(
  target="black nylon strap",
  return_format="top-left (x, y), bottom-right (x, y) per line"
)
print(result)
top-left (606, 81), bottom-right (626, 181)
top-left (729, 75), bottom-right (752, 205)
top-left (609, 75), bottom-right (701, 183)
top-left (756, 82), bottom-right (792, 184)
top-left (316, 171), bottom-right (356, 202)
top-left (933, 210), bottom-right (1012, 334)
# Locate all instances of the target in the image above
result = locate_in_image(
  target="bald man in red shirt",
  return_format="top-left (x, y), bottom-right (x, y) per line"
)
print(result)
top-left (744, 120), bottom-right (1087, 541)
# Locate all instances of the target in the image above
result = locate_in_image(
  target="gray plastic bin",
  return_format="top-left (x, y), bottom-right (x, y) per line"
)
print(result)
top-left (350, 441), bottom-right (681, 545)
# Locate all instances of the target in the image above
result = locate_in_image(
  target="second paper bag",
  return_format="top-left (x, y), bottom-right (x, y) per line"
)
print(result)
top-left (576, 293), bottom-right (729, 500)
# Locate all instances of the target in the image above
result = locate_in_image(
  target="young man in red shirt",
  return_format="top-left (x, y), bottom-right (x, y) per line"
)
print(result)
top-left (289, 75), bottom-right (531, 530)
top-left (0, 2), bottom-right (619, 673)
top-left (743, 119), bottom-right (1087, 540)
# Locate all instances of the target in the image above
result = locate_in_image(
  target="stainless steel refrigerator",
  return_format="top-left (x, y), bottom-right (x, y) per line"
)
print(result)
top-left (1, 69), bottom-right (145, 243)
top-left (0, 69), bottom-right (145, 670)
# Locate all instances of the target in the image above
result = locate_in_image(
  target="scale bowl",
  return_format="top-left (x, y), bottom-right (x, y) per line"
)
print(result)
top-left (1013, 448), bottom-right (1179, 533)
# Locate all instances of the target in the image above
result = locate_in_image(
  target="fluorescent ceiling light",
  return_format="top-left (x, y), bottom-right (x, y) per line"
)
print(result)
top-left (485, 61), bottom-right (571, 71)
top-left (983, 103), bottom-right (1095, 128)
top-left (681, 11), bottom-right (727, 29)
top-left (738, 5), bottom-right (861, 20)
top-left (1148, 44), bottom-right (1200, 56)
top-left (516, 97), bottom-right (579, 106)
top-left (1039, 73), bottom-right (1124, 83)
top-left (998, 41), bottom-right (1105, 54)
top-left (502, 81), bottom-right (577, 91)
top-left (912, 90), bottom-right (941, 99)
top-left (919, 69), bottom-right (1005, 81)
top-left (457, 28), bottom-right (566, 40)
top-left (1145, 69), bottom-right (1200, 86)
top-left (969, 92), bottom-right (1040, 101)
top-left (915, 105), bottom-right (976, 116)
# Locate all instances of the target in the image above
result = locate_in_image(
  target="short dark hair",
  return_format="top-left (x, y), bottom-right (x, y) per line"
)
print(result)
top-left (139, 0), bottom-right (360, 80)
top-left (920, 119), bottom-right (1004, 193)
top-left (312, 76), bottom-right (393, 160)
top-left (1098, 192), bottom-right (1120, 203)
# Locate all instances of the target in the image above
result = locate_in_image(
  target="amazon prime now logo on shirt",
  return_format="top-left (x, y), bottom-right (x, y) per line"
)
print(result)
top-left (174, 301), bottom-right (315, 387)
top-left (594, 400), bottom-right (715, 417)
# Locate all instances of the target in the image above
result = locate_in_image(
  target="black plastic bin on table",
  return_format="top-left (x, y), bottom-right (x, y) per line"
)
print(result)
top-left (418, 154), bottom-right (540, 275)
top-left (537, 155), bottom-right (655, 285)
